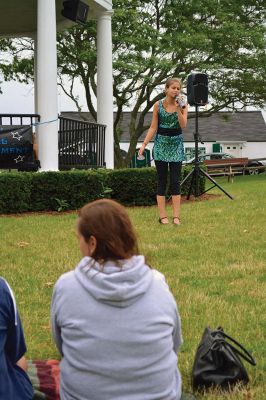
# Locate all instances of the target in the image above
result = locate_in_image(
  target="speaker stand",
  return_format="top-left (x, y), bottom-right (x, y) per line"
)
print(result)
top-left (181, 105), bottom-right (233, 200)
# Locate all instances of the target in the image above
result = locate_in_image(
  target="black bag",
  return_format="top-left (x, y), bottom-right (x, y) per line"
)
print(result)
top-left (192, 327), bottom-right (256, 391)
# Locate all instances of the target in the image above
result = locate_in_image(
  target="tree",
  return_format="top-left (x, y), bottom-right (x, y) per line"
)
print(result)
top-left (0, 0), bottom-right (265, 167)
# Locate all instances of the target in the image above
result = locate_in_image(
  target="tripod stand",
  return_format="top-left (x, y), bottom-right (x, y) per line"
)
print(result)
top-left (181, 105), bottom-right (233, 200)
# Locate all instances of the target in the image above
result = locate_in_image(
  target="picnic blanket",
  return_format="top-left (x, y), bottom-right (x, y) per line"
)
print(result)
top-left (27, 360), bottom-right (197, 400)
top-left (27, 360), bottom-right (60, 400)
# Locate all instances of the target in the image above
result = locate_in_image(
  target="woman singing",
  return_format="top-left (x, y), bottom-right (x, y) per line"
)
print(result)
top-left (138, 78), bottom-right (188, 225)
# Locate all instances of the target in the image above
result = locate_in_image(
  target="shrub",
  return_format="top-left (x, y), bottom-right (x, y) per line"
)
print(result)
top-left (29, 170), bottom-right (106, 211)
top-left (0, 172), bottom-right (32, 213)
top-left (108, 167), bottom-right (157, 206)
top-left (0, 166), bottom-right (205, 213)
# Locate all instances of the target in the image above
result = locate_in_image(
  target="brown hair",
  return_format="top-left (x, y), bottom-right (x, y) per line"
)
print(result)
top-left (77, 199), bottom-right (139, 262)
top-left (165, 77), bottom-right (182, 90)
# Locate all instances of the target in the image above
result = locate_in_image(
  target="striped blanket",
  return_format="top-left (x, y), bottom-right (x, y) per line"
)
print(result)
top-left (27, 360), bottom-right (197, 400)
top-left (27, 360), bottom-right (60, 400)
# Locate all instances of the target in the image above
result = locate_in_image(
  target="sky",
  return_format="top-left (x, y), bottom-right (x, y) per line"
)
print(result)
top-left (0, 79), bottom-right (266, 122)
top-left (0, 80), bottom-right (86, 114)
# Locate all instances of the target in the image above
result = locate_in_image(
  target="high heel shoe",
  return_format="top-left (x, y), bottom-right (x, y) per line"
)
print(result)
top-left (158, 217), bottom-right (169, 224)
top-left (173, 216), bottom-right (181, 225)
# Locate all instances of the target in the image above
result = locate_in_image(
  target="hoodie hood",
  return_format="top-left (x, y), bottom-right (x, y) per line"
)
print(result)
top-left (74, 255), bottom-right (153, 308)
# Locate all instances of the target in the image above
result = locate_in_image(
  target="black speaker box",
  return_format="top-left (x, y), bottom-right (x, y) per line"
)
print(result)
top-left (187, 73), bottom-right (208, 106)
top-left (61, 0), bottom-right (89, 24)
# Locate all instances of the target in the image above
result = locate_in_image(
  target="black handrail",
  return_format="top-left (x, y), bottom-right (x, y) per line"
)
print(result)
top-left (0, 114), bottom-right (106, 170)
top-left (0, 114), bottom-right (40, 126)
top-left (58, 116), bottom-right (106, 169)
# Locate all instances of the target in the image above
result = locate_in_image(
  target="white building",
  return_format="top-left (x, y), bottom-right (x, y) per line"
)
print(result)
top-left (0, 0), bottom-right (114, 170)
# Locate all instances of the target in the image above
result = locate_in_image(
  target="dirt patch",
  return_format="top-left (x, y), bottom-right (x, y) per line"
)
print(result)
top-left (180, 193), bottom-right (221, 204)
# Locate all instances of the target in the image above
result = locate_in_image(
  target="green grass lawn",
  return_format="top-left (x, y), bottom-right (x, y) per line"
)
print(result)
top-left (1, 173), bottom-right (265, 399)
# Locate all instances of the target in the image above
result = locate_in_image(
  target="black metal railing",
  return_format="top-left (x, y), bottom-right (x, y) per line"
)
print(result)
top-left (0, 114), bottom-right (40, 171)
top-left (0, 114), bottom-right (106, 170)
top-left (0, 114), bottom-right (40, 126)
top-left (58, 116), bottom-right (106, 169)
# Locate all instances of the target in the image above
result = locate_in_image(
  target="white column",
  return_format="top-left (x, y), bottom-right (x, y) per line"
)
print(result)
top-left (33, 34), bottom-right (38, 113)
top-left (32, 34), bottom-right (39, 161)
top-left (37, 0), bottom-right (58, 171)
top-left (97, 11), bottom-right (114, 169)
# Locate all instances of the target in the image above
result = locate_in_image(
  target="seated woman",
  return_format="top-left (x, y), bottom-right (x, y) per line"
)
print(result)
top-left (0, 277), bottom-right (34, 400)
top-left (51, 199), bottom-right (183, 400)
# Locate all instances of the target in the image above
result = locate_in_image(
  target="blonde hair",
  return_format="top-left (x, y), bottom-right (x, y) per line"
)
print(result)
top-left (165, 77), bottom-right (182, 90)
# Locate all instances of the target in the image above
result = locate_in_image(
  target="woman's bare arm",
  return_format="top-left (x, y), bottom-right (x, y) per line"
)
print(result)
top-left (138, 102), bottom-right (159, 156)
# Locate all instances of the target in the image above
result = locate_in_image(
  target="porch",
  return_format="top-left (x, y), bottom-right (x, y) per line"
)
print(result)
top-left (0, 0), bottom-right (113, 170)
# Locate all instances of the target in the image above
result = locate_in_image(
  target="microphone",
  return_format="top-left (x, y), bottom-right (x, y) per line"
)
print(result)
top-left (176, 95), bottom-right (186, 109)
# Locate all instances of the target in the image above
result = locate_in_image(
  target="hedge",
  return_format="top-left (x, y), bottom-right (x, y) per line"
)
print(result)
top-left (0, 166), bottom-right (205, 213)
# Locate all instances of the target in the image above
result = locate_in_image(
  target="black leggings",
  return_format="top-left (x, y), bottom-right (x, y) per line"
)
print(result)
top-left (155, 160), bottom-right (182, 196)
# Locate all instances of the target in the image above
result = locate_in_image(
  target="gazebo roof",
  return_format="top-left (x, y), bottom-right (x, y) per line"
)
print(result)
top-left (0, 0), bottom-right (112, 37)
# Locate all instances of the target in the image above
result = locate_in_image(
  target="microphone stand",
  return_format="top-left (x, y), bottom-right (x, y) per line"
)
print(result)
top-left (181, 105), bottom-right (233, 200)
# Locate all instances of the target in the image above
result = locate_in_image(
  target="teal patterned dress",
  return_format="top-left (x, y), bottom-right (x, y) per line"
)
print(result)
top-left (153, 100), bottom-right (185, 162)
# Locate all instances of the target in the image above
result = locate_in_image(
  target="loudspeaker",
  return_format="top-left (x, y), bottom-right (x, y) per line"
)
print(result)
top-left (61, 0), bottom-right (89, 24)
top-left (187, 73), bottom-right (208, 106)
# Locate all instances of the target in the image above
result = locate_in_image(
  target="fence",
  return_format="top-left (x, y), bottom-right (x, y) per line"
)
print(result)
top-left (0, 114), bottom-right (40, 171)
top-left (0, 114), bottom-right (40, 126)
top-left (0, 114), bottom-right (106, 170)
top-left (58, 116), bottom-right (106, 169)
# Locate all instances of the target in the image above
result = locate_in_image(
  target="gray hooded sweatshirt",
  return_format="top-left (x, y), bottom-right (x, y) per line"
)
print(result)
top-left (51, 255), bottom-right (182, 400)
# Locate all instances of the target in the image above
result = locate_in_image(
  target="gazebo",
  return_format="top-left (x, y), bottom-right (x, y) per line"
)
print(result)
top-left (0, 0), bottom-right (114, 170)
